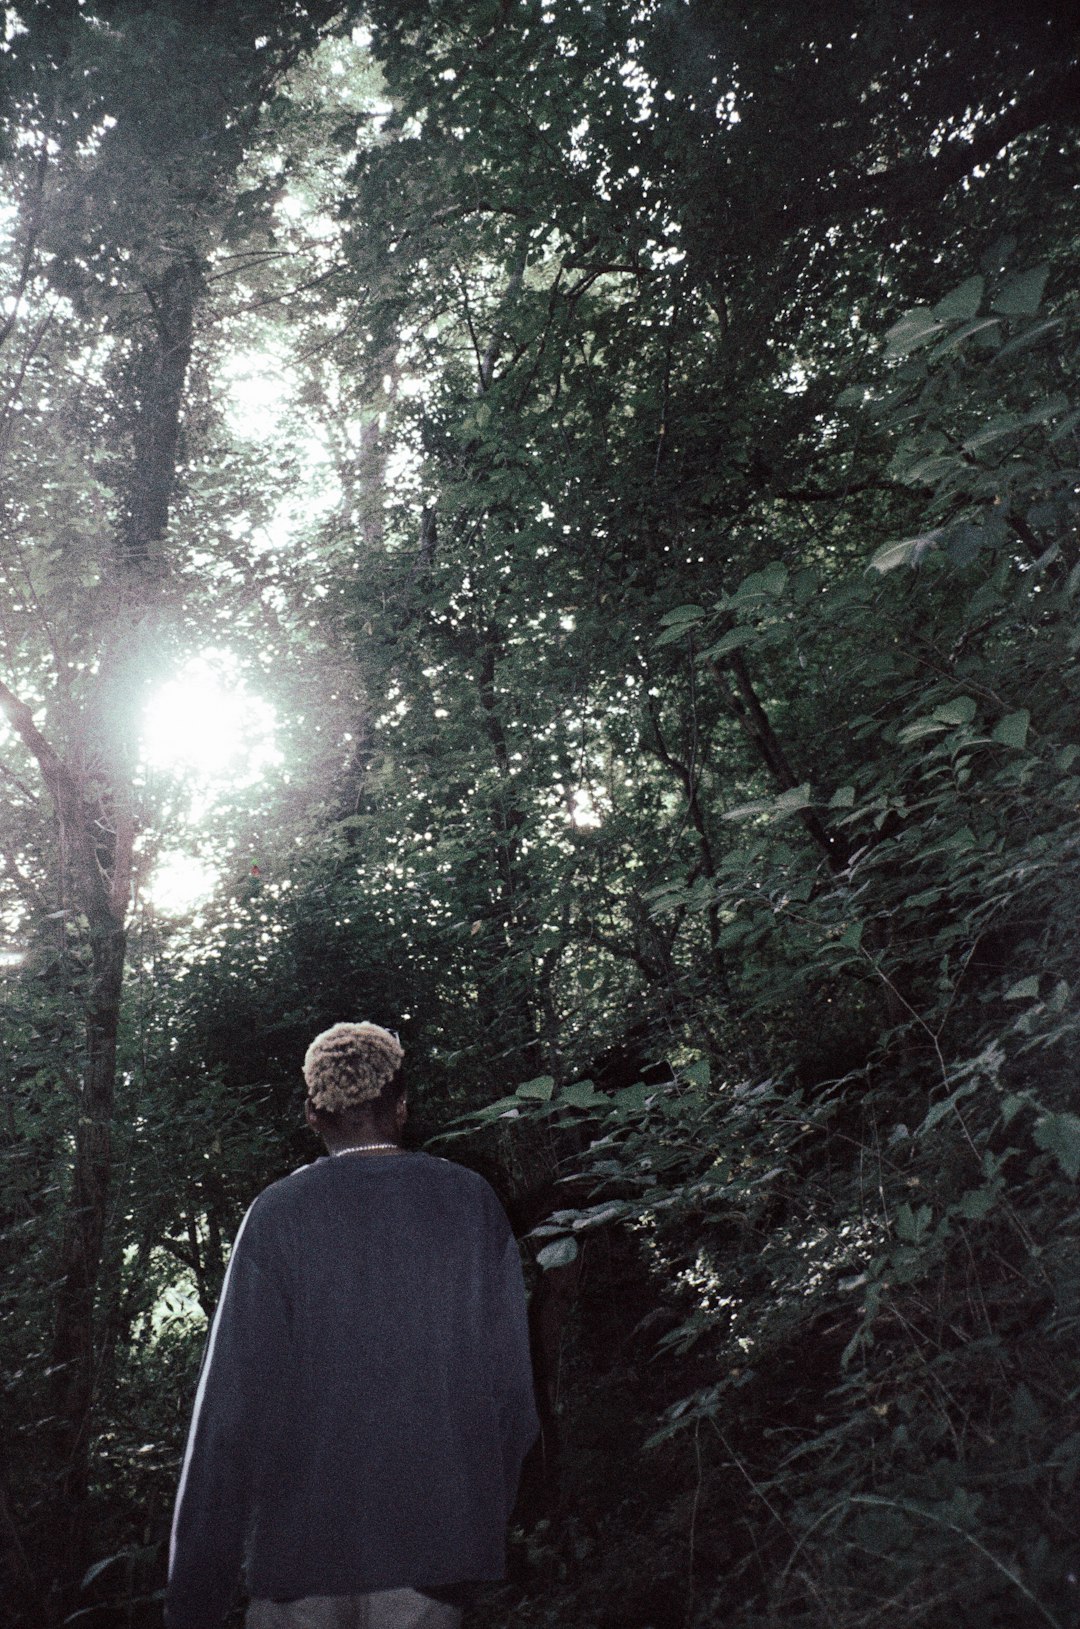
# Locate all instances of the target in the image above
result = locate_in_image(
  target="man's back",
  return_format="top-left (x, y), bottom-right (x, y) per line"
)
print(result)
top-left (166, 1151), bottom-right (537, 1629)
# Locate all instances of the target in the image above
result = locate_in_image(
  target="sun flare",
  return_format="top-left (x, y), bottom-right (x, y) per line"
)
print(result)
top-left (141, 651), bottom-right (281, 783)
top-left (140, 652), bottom-right (282, 914)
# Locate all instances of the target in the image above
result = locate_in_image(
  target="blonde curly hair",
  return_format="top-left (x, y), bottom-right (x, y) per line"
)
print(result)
top-left (303, 1022), bottom-right (404, 1114)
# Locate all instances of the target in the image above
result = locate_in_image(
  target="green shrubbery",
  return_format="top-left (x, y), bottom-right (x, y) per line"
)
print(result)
top-left (457, 274), bottom-right (1080, 1627)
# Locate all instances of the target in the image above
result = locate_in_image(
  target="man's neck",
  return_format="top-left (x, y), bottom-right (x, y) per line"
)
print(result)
top-left (326, 1133), bottom-right (401, 1156)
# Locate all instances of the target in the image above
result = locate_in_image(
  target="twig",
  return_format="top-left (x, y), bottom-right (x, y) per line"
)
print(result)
top-left (684, 1418), bottom-right (702, 1629)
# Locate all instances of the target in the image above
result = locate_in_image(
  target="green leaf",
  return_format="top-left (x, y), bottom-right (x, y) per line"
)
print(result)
top-left (1012, 1383), bottom-right (1043, 1434)
top-left (993, 317), bottom-right (1062, 362)
top-left (733, 562), bottom-right (788, 599)
top-left (939, 826), bottom-right (976, 853)
top-left (884, 307), bottom-right (942, 355)
top-left (954, 1185), bottom-right (998, 1221)
top-left (721, 799), bottom-right (770, 822)
top-left (962, 414), bottom-right (1022, 452)
top-left (572, 1201), bottom-right (626, 1230)
top-left (1050, 409), bottom-right (1080, 443)
top-left (613, 1082), bottom-right (652, 1113)
top-left (681, 1058), bottom-right (711, 1086)
top-left (469, 1096), bottom-right (526, 1122)
top-left (829, 785), bottom-right (855, 808)
top-left (932, 276), bottom-right (984, 320)
top-left (536, 1236), bottom-right (579, 1270)
top-left (1021, 392), bottom-right (1070, 427)
top-left (656, 603), bottom-right (707, 646)
top-left (897, 717), bottom-right (948, 743)
top-left (900, 451), bottom-right (963, 485)
top-left (659, 604), bottom-right (706, 626)
top-left (927, 316), bottom-right (1000, 360)
top-left (919, 1079), bottom-right (978, 1135)
top-left (992, 264), bottom-right (1049, 316)
top-left (559, 1080), bottom-right (603, 1109)
top-left (945, 522), bottom-right (986, 566)
top-left (868, 534), bottom-right (940, 573)
top-left (516, 1075), bottom-right (555, 1100)
top-left (1048, 979), bottom-right (1070, 1014)
top-left (837, 384), bottom-right (869, 407)
top-left (701, 627), bottom-right (753, 660)
top-left (991, 709), bottom-right (1030, 749)
top-left (1033, 1112), bottom-right (1080, 1180)
top-left (774, 784), bottom-right (812, 815)
top-left (933, 696), bottom-right (977, 726)
top-left (895, 1202), bottom-right (932, 1243)
top-left (1004, 976), bottom-right (1039, 1001)
top-left (81, 1554), bottom-right (130, 1590)
top-left (838, 921), bottom-right (863, 949)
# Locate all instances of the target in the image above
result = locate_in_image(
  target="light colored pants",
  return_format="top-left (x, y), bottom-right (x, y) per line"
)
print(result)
top-left (246, 1590), bottom-right (462, 1629)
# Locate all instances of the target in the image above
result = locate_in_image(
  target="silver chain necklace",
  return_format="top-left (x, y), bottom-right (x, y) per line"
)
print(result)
top-left (332, 1142), bottom-right (400, 1156)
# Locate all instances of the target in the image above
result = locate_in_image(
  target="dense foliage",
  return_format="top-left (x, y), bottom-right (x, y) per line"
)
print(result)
top-left (0, 3), bottom-right (1078, 1626)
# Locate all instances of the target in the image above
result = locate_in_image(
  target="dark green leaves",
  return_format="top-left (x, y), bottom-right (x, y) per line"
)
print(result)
top-left (992, 265), bottom-right (1050, 317)
top-left (1033, 1113), bottom-right (1080, 1181)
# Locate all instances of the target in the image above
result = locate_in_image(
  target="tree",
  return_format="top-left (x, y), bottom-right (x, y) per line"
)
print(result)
top-left (0, 2), bottom-right (347, 1611)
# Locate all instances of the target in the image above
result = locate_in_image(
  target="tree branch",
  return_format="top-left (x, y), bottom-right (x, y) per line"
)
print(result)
top-left (0, 678), bottom-right (116, 924)
top-left (708, 651), bottom-right (846, 870)
top-left (809, 63), bottom-right (1080, 229)
top-left (479, 248), bottom-right (527, 391)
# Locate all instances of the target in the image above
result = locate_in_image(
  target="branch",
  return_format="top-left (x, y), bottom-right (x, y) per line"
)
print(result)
top-left (479, 248), bottom-right (527, 391)
top-left (808, 63), bottom-right (1080, 229)
top-left (0, 147), bottom-right (47, 353)
top-left (773, 477), bottom-right (898, 503)
top-left (0, 761), bottom-right (38, 803)
top-left (0, 678), bottom-right (66, 791)
top-left (156, 1236), bottom-right (199, 1273)
top-left (576, 915), bottom-right (667, 984)
top-left (0, 678), bottom-right (115, 923)
top-left (708, 651), bottom-right (846, 870)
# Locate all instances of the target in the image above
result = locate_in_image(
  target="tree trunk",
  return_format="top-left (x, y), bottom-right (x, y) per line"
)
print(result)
top-left (0, 252), bottom-right (197, 1610)
top-left (42, 262), bottom-right (197, 1590)
top-left (48, 920), bottom-right (126, 1516)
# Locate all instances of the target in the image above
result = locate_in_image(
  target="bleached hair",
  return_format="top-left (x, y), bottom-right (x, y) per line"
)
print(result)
top-left (303, 1021), bottom-right (404, 1114)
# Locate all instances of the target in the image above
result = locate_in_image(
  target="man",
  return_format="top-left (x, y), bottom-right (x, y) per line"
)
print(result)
top-left (166, 1021), bottom-right (539, 1629)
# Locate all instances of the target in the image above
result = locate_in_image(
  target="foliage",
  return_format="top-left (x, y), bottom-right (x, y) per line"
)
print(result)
top-left (452, 272), bottom-right (1080, 1628)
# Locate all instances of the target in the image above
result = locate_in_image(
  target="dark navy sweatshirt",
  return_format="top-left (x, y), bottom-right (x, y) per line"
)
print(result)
top-left (166, 1151), bottom-right (539, 1628)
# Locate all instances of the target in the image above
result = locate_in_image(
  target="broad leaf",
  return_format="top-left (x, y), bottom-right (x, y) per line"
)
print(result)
top-left (516, 1075), bottom-right (555, 1101)
top-left (868, 534), bottom-right (940, 573)
top-left (536, 1236), bottom-right (580, 1270)
top-left (991, 710), bottom-right (1030, 749)
top-left (992, 265), bottom-right (1049, 316)
top-left (932, 276), bottom-right (984, 320)
top-left (884, 308), bottom-right (942, 355)
top-left (1033, 1113), bottom-right (1080, 1180)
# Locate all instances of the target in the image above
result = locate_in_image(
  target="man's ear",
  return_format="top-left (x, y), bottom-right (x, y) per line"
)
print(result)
top-left (396, 1096), bottom-right (408, 1128)
top-left (304, 1099), bottom-right (319, 1131)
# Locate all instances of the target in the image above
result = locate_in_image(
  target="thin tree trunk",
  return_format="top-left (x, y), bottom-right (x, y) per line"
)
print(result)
top-left (0, 252), bottom-right (198, 1611)
top-left (48, 921), bottom-right (126, 1515)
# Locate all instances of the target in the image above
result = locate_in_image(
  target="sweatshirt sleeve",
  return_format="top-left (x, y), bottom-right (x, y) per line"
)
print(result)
top-left (165, 1197), bottom-right (290, 1629)
top-left (488, 1223), bottom-right (540, 1516)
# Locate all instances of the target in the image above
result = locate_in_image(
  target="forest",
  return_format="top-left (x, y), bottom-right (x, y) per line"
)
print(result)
top-left (1, 2), bottom-right (1078, 1625)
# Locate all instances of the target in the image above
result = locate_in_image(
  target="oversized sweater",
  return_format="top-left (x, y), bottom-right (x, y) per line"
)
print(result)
top-left (165, 1151), bottom-right (539, 1629)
